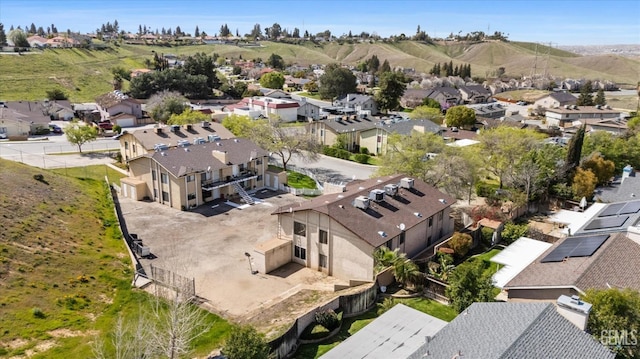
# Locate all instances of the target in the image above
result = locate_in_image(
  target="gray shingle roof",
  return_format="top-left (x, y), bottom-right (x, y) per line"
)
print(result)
top-left (272, 175), bottom-right (455, 248)
top-left (408, 302), bottom-right (615, 359)
top-left (549, 92), bottom-right (578, 103)
top-left (375, 119), bottom-right (442, 136)
top-left (130, 123), bottom-right (234, 151)
top-left (596, 174), bottom-right (640, 202)
top-left (322, 116), bottom-right (379, 133)
top-left (144, 138), bottom-right (268, 178)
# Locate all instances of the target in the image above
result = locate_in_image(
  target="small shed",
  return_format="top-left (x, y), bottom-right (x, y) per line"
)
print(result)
top-left (120, 177), bottom-right (147, 200)
top-left (252, 237), bottom-right (292, 274)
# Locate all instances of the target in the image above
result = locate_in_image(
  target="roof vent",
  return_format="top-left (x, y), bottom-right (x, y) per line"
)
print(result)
top-left (185, 124), bottom-right (193, 131)
top-left (170, 125), bottom-right (180, 132)
top-left (369, 189), bottom-right (385, 202)
top-left (400, 177), bottom-right (414, 189)
top-left (234, 139), bottom-right (239, 143)
top-left (353, 195), bottom-right (370, 210)
top-left (439, 198), bottom-right (447, 204)
top-left (155, 127), bottom-right (163, 134)
top-left (595, 105), bottom-right (602, 109)
top-left (572, 105), bottom-right (578, 110)
top-left (201, 121), bottom-right (210, 128)
top-left (378, 231), bottom-right (387, 238)
top-left (564, 105), bottom-right (570, 109)
top-left (384, 183), bottom-right (399, 197)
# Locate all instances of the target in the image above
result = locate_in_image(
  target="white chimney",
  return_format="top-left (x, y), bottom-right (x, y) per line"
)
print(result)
top-left (556, 295), bottom-right (591, 331)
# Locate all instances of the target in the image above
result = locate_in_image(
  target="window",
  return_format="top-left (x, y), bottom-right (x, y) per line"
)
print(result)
top-left (294, 221), bottom-right (306, 237)
top-left (201, 173), bottom-right (207, 181)
top-left (186, 175), bottom-right (195, 182)
top-left (319, 254), bottom-right (327, 268)
top-left (161, 191), bottom-right (169, 202)
top-left (187, 193), bottom-right (196, 200)
top-left (428, 217), bottom-right (433, 227)
top-left (256, 159), bottom-right (262, 165)
top-left (153, 188), bottom-right (157, 199)
top-left (124, 141), bottom-right (129, 149)
top-left (257, 175), bottom-right (263, 181)
top-left (438, 212), bottom-right (443, 221)
top-left (152, 170), bottom-right (157, 181)
top-left (319, 230), bottom-right (328, 244)
top-left (294, 245), bottom-right (307, 260)
top-left (161, 173), bottom-right (168, 184)
top-left (427, 235), bottom-right (432, 246)
top-left (399, 231), bottom-right (405, 245)
top-left (385, 239), bottom-right (393, 249)
top-left (132, 144), bottom-right (137, 153)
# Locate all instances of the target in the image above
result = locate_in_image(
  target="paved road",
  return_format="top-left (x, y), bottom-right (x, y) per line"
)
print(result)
top-left (283, 153), bottom-right (377, 184)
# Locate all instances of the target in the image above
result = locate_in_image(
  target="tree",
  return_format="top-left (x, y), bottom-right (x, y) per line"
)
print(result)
top-left (565, 124), bottom-right (586, 181)
top-left (376, 131), bottom-right (445, 181)
top-left (249, 23), bottom-right (262, 39)
top-left (0, 23), bottom-right (7, 46)
top-left (318, 63), bottom-right (357, 100)
top-left (250, 118), bottom-right (321, 172)
top-left (222, 114), bottom-right (259, 137)
top-left (444, 105), bottom-right (476, 129)
top-left (182, 52), bottom-right (220, 90)
top-left (168, 108), bottom-right (210, 125)
top-left (409, 105), bottom-right (444, 123)
top-left (392, 255), bottom-right (421, 289)
top-left (266, 53), bottom-right (285, 70)
top-left (445, 260), bottom-right (494, 313)
top-left (146, 91), bottom-right (188, 123)
top-left (380, 59), bottom-right (391, 73)
top-left (594, 88), bottom-right (606, 106)
top-left (421, 97), bottom-right (442, 110)
top-left (582, 153), bottom-right (615, 185)
top-left (373, 246), bottom-right (399, 272)
top-left (583, 288), bottom-right (640, 359)
top-left (46, 88), bottom-right (68, 100)
top-left (65, 120), bottom-right (98, 153)
top-left (194, 25), bottom-right (200, 38)
top-left (8, 28), bottom-right (29, 47)
top-left (303, 81), bottom-right (318, 93)
top-left (571, 167), bottom-right (597, 199)
top-left (576, 80), bottom-right (594, 106)
top-left (447, 232), bottom-right (472, 257)
top-left (259, 71), bottom-right (285, 89)
top-left (375, 72), bottom-right (406, 113)
top-left (268, 23), bottom-right (282, 39)
top-left (501, 222), bottom-right (528, 244)
top-left (222, 326), bottom-right (270, 359)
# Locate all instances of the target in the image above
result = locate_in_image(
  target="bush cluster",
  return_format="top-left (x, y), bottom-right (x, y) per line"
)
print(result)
top-left (315, 309), bottom-right (340, 331)
top-left (323, 146), bottom-right (350, 160)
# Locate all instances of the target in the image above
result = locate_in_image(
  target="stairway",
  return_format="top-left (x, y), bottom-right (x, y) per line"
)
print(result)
top-left (232, 181), bottom-right (254, 205)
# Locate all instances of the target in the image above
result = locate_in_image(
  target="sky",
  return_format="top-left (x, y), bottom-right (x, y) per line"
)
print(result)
top-left (1, 0), bottom-right (639, 46)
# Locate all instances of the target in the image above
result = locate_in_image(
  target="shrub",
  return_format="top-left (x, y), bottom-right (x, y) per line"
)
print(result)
top-left (112, 124), bottom-right (122, 134)
top-left (501, 222), bottom-right (528, 245)
top-left (481, 227), bottom-right (495, 247)
top-left (315, 309), bottom-right (340, 331)
top-left (448, 232), bottom-right (473, 257)
top-left (354, 153), bottom-right (370, 164)
top-left (360, 147), bottom-right (370, 155)
top-left (32, 307), bottom-right (45, 318)
top-left (377, 297), bottom-right (396, 315)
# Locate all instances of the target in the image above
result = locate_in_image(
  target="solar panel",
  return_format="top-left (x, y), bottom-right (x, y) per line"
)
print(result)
top-left (620, 201), bottom-right (640, 215)
top-left (598, 203), bottom-right (626, 217)
top-left (541, 235), bottom-right (610, 263)
top-left (584, 216), bottom-right (629, 230)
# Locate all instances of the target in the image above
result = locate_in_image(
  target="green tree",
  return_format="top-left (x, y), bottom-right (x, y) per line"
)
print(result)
top-left (182, 52), bottom-right (220, 89)
top-left (65, 120), bottom-right (98, 153)
top-left (582, 153), bottom-right (615, 185)
top-left (303, 80), bottom-right (318, 93)
top-left (583, 288), bottom-right (640, 359)
top-left (318, 63), bottom-right (357, 100)
top-left (444, 105), bottom-right (476, 129)
top-left (380, 59), bottom-right (391, 73)
top-left (259, 71), bottom-right (285, 89)
top-left (501, 222), bottom-right (528, 244)
top-left (222, 114), bottom-right (260, 137)
top-left (375, 72), bottom-right (406, 113)
top-left (565, 124), bottom-right (586, 181)
top-left (576, 80), bottom-right (594, 106)
top-left (571, 167), bottom-right (597, 199)
top-left (393, 255), bottom-right (421, 289)
top-left (266, 53), bottom-right (285, 69)
top-left (373, 246), bottom-right (399, 272)
top-left (421, 97), bottom-right (442, 110)
top-left (8, 28), bottom-right (29, 47)
top-left (0, 23), bottom-right (7, 46)
top-left (168, 108), bottom-right (210, 125)
top-left (376, 131), bottom-right (445, 181)
top-left (445, 260), bottom-right (494, 313)
top-left (46, 88), bottom-right (68, 100)
top-left (594, 88), bottom-right (607, 106)
top-left (146, 91), bottom-right (188, 123)
top-left (222, 326), bottom-right (270, 359)
top-left (447, 232), bottom-right (472, 257)
top-left (409, 105), bottom-right (444, 123)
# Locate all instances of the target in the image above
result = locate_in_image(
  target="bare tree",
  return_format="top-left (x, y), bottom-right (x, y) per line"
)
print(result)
top-left (92, 311), bottom-right (153, 359)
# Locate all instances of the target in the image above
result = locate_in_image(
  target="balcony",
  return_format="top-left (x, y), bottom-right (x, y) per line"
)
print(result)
top-left (201, 170), bottom-right (258, 191)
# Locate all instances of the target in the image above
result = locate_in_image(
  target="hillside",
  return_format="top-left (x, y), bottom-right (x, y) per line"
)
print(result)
top-left (0, 40), bottom-right (638, 102)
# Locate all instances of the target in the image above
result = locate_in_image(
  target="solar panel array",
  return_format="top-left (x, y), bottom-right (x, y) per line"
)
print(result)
top-left (598, 200), bottom-right (640, 217)
top-left (598, 203), bottom-right (626, 217)
top-left (620, 201), bottom-right (640, 215)
top-left (541, 234), bottom-right (610, 263)
top-left (584, 216), bottom-right (629, 230)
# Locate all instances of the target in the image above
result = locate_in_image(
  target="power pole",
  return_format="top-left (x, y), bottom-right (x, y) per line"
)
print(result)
top-left (530, 43), bottom-right (539, 79)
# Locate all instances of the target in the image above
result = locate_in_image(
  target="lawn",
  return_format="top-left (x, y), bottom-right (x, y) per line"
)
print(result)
top-left (269, 165), bottom-right (318, 189)
top-left (293, 297), bottom-right (456, 359)
top-left (463, 248), bottom-right (503, 297)
top-left (0, 159), bottom-right (232, 357)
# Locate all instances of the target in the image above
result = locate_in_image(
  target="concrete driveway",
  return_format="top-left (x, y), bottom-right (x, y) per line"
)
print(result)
top-left (119, 190), bottom-right (344, 320)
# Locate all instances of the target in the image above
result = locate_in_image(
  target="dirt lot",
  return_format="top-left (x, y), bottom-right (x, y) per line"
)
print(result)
top-left (119, 190), bottom-right (348, 333)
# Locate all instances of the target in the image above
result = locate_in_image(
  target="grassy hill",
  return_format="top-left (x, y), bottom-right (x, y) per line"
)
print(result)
top-left (0, 40), bottom-right (638, 102)
top-left (0, 160), bottom-right (229, 358)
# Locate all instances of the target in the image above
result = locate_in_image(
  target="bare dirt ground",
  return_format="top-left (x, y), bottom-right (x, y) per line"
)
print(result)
top-left (119, 190), bottom-right (351, 336)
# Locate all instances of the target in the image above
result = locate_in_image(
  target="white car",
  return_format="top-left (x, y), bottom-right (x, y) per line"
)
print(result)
top-left (0, 133), bottom-right (7, 139)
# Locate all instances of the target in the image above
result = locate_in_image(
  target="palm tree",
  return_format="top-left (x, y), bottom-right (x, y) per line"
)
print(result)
top-left (393, 255), bottom-right (422, 289)
top-left (373, 246), bottom-right (399, 272)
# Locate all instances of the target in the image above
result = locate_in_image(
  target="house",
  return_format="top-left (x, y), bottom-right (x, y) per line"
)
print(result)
top-left (118, 122), bottom-right (234, 161)
top-left (232, 97), bottom-right (300, 122)
top-left (267, 176), bottom-right (455, 282)
top-left (283, 76), bottom-right (310, 91)
top-left (426, 87), bottom-right (462, 110)
top-left (504, 199), bottom-right (640, 300)
top-left (306, 115), bottom-right (378, 151)
top-left (321, 304), bottom-right (448, 359)
top-left (0, 101), bottom-right (51, 137)
top-left (26, 35), bottom-right (49, 47)
top-left (259, 89), bottom-right (291, 99)
top-left (458, 84), bottom-right (492, 104)
top-left (296, 97), bottom-right (323, 121)
top-left (335, 94), bottom-right (378, 116)
top-left (95, 91), bottom-right (143, 122)
top-left (468, 103), bottom-right (506, 119)
top-left (359, 118), bottom-right (443, 155)
top-left (595, 165), bottom-right (640, 203)
top-left (46, 100), bottom-right (75, 121)
top-left (46, 36), bottom-right (80, 48)
top-left (124, 138), bottom-right (269, 210)
top-left (534, 92), bottom-right (577, 109)
top-left (545, 105), bottom-right (621, 128)
top-left (399, 89), bottom-right (433, 109)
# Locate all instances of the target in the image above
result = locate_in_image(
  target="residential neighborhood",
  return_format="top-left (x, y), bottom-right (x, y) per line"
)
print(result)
top-left (1, 4), bottom-right (639, 359)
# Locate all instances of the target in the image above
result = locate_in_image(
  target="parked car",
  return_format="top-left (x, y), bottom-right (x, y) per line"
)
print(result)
top-left (0, 132), bottom-right (7, 139)
top-left (48, 124), bottom-right (63, 134)
top-left (97, 121), bottom-right (113, 130)
top-left (516, 101), bottom-right (528, 106)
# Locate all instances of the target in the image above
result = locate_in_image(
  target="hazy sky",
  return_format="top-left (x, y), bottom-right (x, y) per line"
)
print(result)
top-left (1, 0), bottom-right (639, 45)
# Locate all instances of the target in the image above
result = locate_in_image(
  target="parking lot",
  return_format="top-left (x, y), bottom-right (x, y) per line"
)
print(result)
top-left (118, 190), bottom-right (345, 321)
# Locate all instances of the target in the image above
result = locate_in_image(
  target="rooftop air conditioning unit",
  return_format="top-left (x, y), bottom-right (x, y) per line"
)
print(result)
top-left (564, 105), bottom-right (571, 109)
top-left (572, 105), bottom-right (578, 110)
top-left (201, 121), bottom-right (210, 128)
top-left (384, 183), bottom-right (399, 197)
top-left (353, 195), bottom-right (370, 210)
top-left (185, 124), bottom-right (193, 131)
top-left (154, 127), bottom-right (163, 134)
top-left (154, 143), bottom-right (168, 151)
top-left (400, 177), bottom-right (414, 189)
top-left (193, 137), bottom-right (205, 145)
top-left (170, 125), bottom-right (180, 132)
top-left (596, 105), bottom-right (602, 109)
top-left (369, 189), bottom-right (385, 202)
top-left (177, 140), bottom-right (190, 147)
top-left (208, 134), bottom-right (221, 142)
